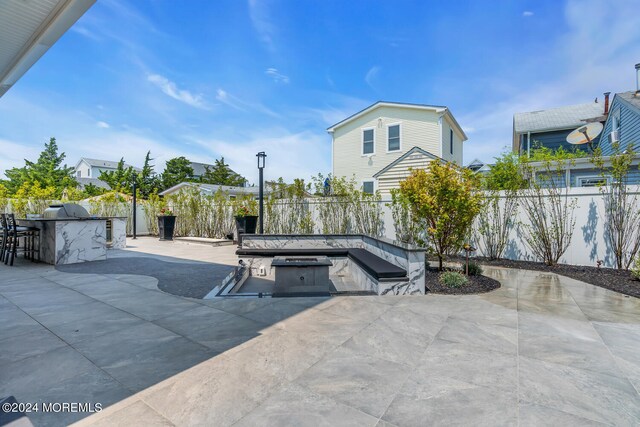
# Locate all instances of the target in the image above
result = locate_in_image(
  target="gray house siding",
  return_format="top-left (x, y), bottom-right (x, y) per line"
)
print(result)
top-left (519, 129), bottom-right (600, 154)
top-left (600, 96), bottom-right (640, 156)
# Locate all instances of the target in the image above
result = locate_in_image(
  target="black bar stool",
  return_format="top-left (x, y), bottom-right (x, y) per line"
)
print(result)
top-left (0, 214), bottom-right (6, 262)
top-left (3, 214), bottom-right (40, 266)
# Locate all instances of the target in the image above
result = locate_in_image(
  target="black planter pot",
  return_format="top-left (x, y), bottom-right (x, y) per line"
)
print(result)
top-left (157, 215), bottom-right (177, 241)
top-left (235, 215), bottom-right (258, 244)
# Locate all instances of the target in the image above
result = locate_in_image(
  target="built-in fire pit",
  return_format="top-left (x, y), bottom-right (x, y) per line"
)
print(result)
top-left (271, 256), bottom-right (333, 297)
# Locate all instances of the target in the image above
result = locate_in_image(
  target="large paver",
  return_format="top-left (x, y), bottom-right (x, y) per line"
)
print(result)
top-left (0, 237), bottom-right (637, 426)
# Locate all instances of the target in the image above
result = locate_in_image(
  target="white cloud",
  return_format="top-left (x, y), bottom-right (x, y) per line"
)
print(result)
top-left (248, 0), bottom-right (276, 51)
top-left (265, 68), bottom-right (290, 84)
top-left (216, 88), bottom-right (280, 118)
top-left (522, 11), bottom-right (534, 17)
top-left (96, 121), bottom-right (110, 129)
top-left (0, 139), bottom-right (41, 176)
top-left (147, 74), bottom-right (208, 109)
top-left (365, 66), bottom-right (380, 89)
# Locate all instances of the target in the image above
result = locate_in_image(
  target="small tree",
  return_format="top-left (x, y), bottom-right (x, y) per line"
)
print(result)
top-left (138, 151), bottom-right (163, 198)
top-left (592, 143), bottom-right (640, 269)
top-left (519, 149), bottom-right (577, 266)
top-left (264, 178), bottom-right (314, 233)
top-left (397, 161), bottom-right (483, 270)
top-left (3, 137), bottom-right (76, 197)
top-left (201, 157), bottom-right (247, 187)
top-left (161, 156), bottom-right (194, 190)
top-left (476, 152), bottom-right (524, 259)
top-left (99, 158), bottom-right (135, 193)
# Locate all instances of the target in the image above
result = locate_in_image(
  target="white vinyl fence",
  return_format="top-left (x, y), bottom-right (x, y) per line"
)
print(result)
top-left (2, 187), bottom-right (631, 268)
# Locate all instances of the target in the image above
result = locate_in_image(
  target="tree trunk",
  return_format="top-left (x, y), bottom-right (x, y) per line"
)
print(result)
top-left (438, 256), bottom-right (443, 271)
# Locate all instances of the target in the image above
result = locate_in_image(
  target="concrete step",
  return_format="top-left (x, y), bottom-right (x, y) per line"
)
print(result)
top-left (174, 236), bottom-right (233, 247)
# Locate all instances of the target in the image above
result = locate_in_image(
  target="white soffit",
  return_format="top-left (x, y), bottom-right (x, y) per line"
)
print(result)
top-left (0, 0), bottom-right (96, 97)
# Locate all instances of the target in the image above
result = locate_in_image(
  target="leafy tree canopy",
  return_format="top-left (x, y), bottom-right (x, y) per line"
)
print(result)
top-left (484, 152), bottom-right (528, 191)
top-left (200, 157), bottom-right (247, 187)
top-left (3, 137), bottom-right (76, 197)
top-left (98, 158), bottom-right (136, 194)
top-left (161, 156), bottom-right (194, 190)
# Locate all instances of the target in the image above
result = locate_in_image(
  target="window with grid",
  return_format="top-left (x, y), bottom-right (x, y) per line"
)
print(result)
top-left (363, 129), bottom-right (374, 155)
top-left (388, 124), bottom-right (400, 151)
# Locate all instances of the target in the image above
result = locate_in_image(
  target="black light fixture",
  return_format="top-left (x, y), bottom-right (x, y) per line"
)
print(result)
top-left (256, 151), bottom-right (267, 234)
top-left (131, 173), bottom-right (137, 240)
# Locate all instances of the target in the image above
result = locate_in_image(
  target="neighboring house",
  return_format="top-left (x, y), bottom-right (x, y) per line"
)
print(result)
top-left (513, 100), bottom-right (606, 156)
top-left (327, 101), bottom-right (467, 197)
top-left (599, 91), bottom-right (640, 156)
top-left (76, 177), bottom-right (111, 190)
top-left (466, 158), bottom-right (491, 174)
top-left (513, 65), bottom-right (640, 188)
top-left (159, 182), bottom-right (266, 199)
top-left (74, 157), bottom-right (141, 179)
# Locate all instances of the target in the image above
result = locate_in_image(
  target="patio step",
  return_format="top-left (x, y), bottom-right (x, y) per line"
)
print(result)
top-left (174, 237), bottom-right (233, 247)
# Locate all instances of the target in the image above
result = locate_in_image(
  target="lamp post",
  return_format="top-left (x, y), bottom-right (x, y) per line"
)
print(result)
top-left (257, 151), bottom-right (266, 234)
top-left (131, 174), bottom-right (137, 240)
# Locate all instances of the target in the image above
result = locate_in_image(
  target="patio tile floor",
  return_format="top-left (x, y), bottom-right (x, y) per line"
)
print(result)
top-left (0, 237), bottom-right (638, 426)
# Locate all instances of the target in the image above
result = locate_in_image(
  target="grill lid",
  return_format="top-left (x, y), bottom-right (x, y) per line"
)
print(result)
top-left (43, 203), bottom-right (90, 219)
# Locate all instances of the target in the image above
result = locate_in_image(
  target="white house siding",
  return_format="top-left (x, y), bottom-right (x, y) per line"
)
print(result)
top-left (440, 116), bottom-right (464, 165)
top-left (332, 106), bottom-right (442, 185)
top-left (75, 160), bottom-right (92, 178)
top-left (376, 151), bottom-right (435, 198)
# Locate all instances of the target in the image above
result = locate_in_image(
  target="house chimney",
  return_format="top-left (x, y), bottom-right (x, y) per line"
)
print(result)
top-left (636, 63), bottom-right (640, 94)
top-left (604, 92), bottom-right (610, 114)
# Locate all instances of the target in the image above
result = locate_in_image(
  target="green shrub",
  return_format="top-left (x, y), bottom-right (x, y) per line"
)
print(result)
top-left (439, 271), bottom-right (468, 288)
top-left (631, 256), bottom-right (640, 280)
top-left (463, 261), bottom-right (483, 276)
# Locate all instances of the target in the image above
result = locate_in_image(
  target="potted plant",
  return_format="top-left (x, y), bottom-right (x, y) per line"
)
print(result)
top-left (235, 205), bottom-right (258, 244)
top-left (157, 207), bottom-right (176, 241)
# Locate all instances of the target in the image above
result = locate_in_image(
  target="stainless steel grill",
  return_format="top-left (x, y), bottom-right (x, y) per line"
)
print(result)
top-left (42, 203), bottom-right (91, 219)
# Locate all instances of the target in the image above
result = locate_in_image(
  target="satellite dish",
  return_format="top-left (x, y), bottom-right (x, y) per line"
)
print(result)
top-left (566, 122), bottom-right (603, 151)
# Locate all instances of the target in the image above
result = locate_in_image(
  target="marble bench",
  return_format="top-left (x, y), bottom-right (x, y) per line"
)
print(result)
top-left (236, 247), bottom-right (408, 282)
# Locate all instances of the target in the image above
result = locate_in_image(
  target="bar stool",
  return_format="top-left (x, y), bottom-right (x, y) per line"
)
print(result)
top-left (3, 214), bottom-right (40, 266)
top-left (0, 214), bottom-right (6, 262)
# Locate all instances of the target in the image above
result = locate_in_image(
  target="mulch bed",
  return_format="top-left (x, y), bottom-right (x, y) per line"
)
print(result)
top-left (425, 266), bottom-right (501, 295)
top-left (440, 256), bottom-right (640, 299)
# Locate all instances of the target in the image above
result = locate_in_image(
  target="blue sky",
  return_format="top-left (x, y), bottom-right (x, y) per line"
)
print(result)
top-left (1, 0), bottom-right (639, 185)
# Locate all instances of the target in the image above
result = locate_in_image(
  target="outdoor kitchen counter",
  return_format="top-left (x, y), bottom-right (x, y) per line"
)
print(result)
top-left (17, 217), bottom-right (127, 265)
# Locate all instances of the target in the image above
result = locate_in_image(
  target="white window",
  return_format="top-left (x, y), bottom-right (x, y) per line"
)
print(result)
top-left (362, 180), bottom-right (375, 194)
top-left (362, 128), bottom-right (375, 155)
top-left (612, 109), bottom-right (621, 132)
top-left (387, 124), bottom-right (400, 152)
top-left (578, 176), bottom-right (610, 187)
top-left (87, 168), bottom-right (91, 177)
top-left (76, 171), bottom-right (81, 178)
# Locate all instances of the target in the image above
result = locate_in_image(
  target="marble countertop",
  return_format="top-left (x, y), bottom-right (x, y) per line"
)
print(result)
top-left (241, 233), bottom-right (428, 252)
top-left (18, 217), bottom-right (127, 222)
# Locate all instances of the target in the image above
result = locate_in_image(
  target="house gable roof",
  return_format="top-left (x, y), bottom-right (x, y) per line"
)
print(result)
top-left (326, 101), bottom-right (468, 141)
top-left (75, 157), bottom-right (141, 172)
top-left (514, 102), bottom-right (604, 134)
top-left (616, 91), bottom-right (640, 114)
top-left (373, 146), bottom-right (441, 178)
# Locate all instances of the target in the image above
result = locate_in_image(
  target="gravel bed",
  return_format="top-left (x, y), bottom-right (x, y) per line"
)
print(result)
top-left (425, 266), bottom-right (501, 295)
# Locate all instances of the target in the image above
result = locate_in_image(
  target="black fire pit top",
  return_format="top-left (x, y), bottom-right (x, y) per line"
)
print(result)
top-left (271, 256), bottom-right (333, 267)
